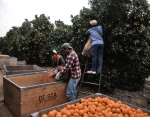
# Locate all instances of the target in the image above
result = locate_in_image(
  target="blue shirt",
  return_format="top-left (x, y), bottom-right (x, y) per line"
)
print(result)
top-left (85, 26), bottom-right (104, 46)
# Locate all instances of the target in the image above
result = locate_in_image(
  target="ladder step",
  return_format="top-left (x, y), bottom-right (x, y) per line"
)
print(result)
top-left (85, 72), bottom-right (98, 75)
top-left (81, 81), bottom-right (100, 86)
top-left (78, 91), bottom-right (93, 95)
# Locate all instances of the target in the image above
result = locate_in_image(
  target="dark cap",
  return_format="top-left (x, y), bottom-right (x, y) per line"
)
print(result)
top-left (61, 43), bottom-right (72, 49)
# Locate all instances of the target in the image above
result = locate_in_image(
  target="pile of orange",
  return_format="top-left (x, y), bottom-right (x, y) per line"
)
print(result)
top-left (41, 97), bottom-right (150, 117)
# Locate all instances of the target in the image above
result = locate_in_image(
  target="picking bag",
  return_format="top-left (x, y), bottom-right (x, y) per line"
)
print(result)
top-left (81, 37), bottom-right (91, 58)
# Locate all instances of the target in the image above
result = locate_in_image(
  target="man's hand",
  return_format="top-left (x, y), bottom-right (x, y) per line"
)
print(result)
top-left (53, 69), bottom-right (58, 75)
top-left (55, 72), bottom-right (61, 80)
top-left (57, 66), bottom-right (63, 71)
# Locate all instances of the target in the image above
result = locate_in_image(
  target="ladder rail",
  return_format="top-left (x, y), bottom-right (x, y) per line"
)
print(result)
top-left (79, 59), bottom-right (88, 87)
top-left (77, 58), bottom-right (102, 98)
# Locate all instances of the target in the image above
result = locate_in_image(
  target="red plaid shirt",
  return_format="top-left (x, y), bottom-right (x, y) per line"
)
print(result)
top-left (60, 50), bottom-right (81, 79)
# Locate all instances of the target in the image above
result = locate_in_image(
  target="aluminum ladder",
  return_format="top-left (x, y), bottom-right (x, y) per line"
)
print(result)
top-left (77, 58), bottom-right (102, 98)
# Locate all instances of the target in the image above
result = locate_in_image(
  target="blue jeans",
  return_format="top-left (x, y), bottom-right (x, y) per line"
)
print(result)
top-left (66, 78), bottom-right (80, 101)
top-left (91, 44), bottom-right (104, 73)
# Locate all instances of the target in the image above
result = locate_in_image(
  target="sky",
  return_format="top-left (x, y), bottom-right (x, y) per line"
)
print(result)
top-left (0, 0), bottom-right (150, 37)
top-left (0, 0), bottom-right (90, 37)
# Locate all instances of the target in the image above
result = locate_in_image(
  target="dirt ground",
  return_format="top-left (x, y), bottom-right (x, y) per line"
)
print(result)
top-left (0, 67), bottom-right (150, 117)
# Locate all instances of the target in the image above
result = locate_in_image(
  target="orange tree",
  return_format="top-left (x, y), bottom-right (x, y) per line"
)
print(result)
top-left (1, 14), bottom-right (55, 66)
top-left (0, 0), bottom-right (150, 93)
top-left (70, 0), bottom-right (150, 92)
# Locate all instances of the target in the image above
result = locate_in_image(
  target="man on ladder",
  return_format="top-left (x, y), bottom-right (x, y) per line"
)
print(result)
top-left (77, 20), bottom-right (104, 97)
top-left (85, 20), bottom-right (104, 74)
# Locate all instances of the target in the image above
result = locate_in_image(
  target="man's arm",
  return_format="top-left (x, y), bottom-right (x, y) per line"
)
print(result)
top-left (59, 57), bottom-right (65, 66)
top-left (60, 53), bottom-right (74, 75)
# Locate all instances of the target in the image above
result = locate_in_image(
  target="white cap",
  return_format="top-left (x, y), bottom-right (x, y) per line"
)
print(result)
top-left (52, 49), bottom-right (57, 54)
top-left (90, 20), bottom-right (97, 25)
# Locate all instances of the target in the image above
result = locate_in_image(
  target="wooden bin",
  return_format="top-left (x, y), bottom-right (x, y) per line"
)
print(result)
top-left (0, 56), bottom-right (17, 69)
top-left (3, 71), bottom-right (68, 117)
top-left (30, 93), bottom-right (150, 117)
top-left (3, 65), bottom-right (46, 75)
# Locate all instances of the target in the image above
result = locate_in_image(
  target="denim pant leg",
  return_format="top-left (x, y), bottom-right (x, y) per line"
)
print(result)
top-left (97, 44), bottom-right (104, 73)
top-left (91, 44), bottom-right (98, 72)
top-left (66, 78), bottom-right (80, 101)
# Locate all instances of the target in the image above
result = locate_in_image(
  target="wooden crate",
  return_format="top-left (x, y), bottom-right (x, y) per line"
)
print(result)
top-left (30, 93), bottom-right (150, 117)
top-left (3, 65), bottom-right (46, 75)
top-left (0, 56), bottom-right (17, 69)
top-left (3, 71), bottom-right (68, 117)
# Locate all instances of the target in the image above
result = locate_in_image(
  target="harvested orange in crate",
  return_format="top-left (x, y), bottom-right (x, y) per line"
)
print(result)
top-left (31, 93), bottom-right (150, 117)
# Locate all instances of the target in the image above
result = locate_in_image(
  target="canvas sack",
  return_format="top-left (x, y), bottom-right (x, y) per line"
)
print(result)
top-left (81, 36), bottom-right (91, 58)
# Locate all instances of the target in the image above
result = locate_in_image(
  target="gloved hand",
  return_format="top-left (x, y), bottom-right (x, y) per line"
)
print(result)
top-left (55, 72), bottom-right (61, 80)
top-left (53, 69), bottom-right (58, 75)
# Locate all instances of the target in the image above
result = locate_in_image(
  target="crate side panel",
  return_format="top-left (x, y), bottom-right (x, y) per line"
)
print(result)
top-left (9, 73), bottom-right (43, 87)
top-left (21, 82), bottom-right (68, 117)
top-left (42, 72), bottom-right (55, 83)
top-left (0, 57), bottom-right (17, 68)
top-left (4, 78), bottom-right (21, 117)
top-left (4, 65), bottom-right (46, 75)
top-left (6, 66), bottom-right (33, 71)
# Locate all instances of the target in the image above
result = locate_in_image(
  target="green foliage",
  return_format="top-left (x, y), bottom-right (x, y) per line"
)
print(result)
top-left (90, 0), bottom-right (150, 91)
top-left (0, 0), bottom-right (150, 93)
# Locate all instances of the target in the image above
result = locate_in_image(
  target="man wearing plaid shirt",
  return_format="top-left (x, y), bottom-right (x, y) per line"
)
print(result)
top-left (55, 43), bottom-right (81, 101)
